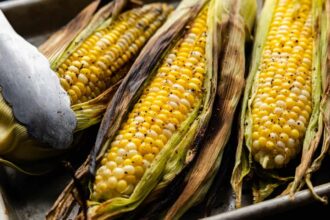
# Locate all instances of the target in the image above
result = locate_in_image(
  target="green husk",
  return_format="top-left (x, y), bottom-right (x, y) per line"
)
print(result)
top-left (231, 0), bottom-right (325, 207)
top-left (304, 0), bottom-right (330, 203)
top-left (161, 0), bottom-right (256, 219)
top-left (47, 0), bottom-right (220, 219)
top-left (0, 94), bottom-right (66, 175)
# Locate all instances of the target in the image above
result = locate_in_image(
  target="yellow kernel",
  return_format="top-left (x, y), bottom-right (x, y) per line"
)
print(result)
top-left (80, 68), bottom-right (91, 76)
top-left (286, 98), bottom-right (295, 109)
top-left (252, 132), bottom-right (259, 140)
top-left (150, 124), bottom-right (162, 134)
top-left (71, 85), bottom-right (82, 97)
top-left (107, 177), bottom-right (118, 189)
top-left (89, 74), bottom-right (98, 83)
top-left (151, 147), bottom-right (159, 154)
top-left (291, 129), bottom-right (300, 139)
top-left (135, 166), bottom-right (144, 177)
top-left (258, 137), bottom-right (267, 146)
top-left (66, 71), bottom-right (78, 83)
top-left (181, 68), bottom-right (192, 77)
top-left (75, 82), bottom-right (86, 94)
top-left (123, 133), bottom-right (133, 140)
top-left (261, 129), bottom-right (270, 137)
top-left (139, 143), bottom-right (151, 154)
top-left (123, 159), bottom-right (132, 166)
top-left (172, 110), bottom-right (185, 122)
top-left (144, 153), bottom-right (155, 162)
top-left (272, 124), bottom-right (282, 133)
top-left (116, 180), bottom-right (128, 193)
top-left (292, 106), bottom-right (301, 114)
top-left (132, 155), bottom-right (143, 165)
top-left (288, 111), bottom-right (298, 119)
top-left (280, 133), bottom-right (289, 141)
top-left (67, 89), bottom-right (78, 104)
top-left (158, 134), bottom-right (168, 144)
top-left (283, 125), bottom-right (292, 134)
top-left (301, 110), bottom-right (310, 119)
top-left (72, 60), bottom-right (82, 69)
top-left (188, 82), bottom-right (200, 91)
top-left (131, 138), bottom-right (142, 146)
top-left (266, 141), bottom-right (274, 149)
top-left (107, 152), bottom-right (117, 160)
top-left (78, 73), bottom-right (89, 84)
top-left (60, 78), bottom-right (70, 91)
top-left (125, 175), bottom-right (137, 184)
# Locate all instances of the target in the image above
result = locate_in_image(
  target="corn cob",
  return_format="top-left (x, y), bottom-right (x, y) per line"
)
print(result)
top-left (0, 1), bottom-right (171, 174)
top-left (92, 6), bottom-right (208, 200)
top-left (47, 0), bottom-right (218, 218)
top-left (57, 5), bottom-right (168, 105)
top-left (251, 0), bottom-right (313, 169)
top-left (231, 0), bottom-right (324, 206)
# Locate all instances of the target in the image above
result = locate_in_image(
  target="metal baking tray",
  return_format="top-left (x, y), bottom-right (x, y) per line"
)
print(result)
top-left (0, 0), bottom-right (330, 219)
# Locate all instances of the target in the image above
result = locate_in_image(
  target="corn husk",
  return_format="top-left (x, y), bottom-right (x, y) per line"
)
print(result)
top-left (304, 0), bottom-right (330, 203)
top-left (161, 0), bottom-right (256, 219)
top-left (46, 0), bottom-right (221, 218)
top-left (231, 0), bottom-right (326, 207)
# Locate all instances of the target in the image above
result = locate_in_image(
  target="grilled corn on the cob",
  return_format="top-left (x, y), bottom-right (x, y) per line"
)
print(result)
top-left (92, 6), bottom-right (208, 200)
top-left (57, 5), bottom-right (169, 105)
top-left (231, 0), bottom-right (324, 206)
top-left (251, 0), bottom-right (313, 169)
top-left (53, 3), bottom-right (172, 131)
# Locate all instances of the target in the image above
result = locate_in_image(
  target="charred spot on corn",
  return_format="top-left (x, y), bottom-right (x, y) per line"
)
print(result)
top-left (56, 4), bottom-right (172, 105)
top-left (91, 6), bottom-right (209, 202)
top-left (249, 0), bottom-right (313, 169)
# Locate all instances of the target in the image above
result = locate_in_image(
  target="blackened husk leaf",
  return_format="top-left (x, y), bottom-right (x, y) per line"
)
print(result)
top-left (47, 0), bottom-right (217, 219)
top-left (231, 0), bottom-right (325, 207)
top-left (47, 156), bottom-right (91, 220)
top-left (162, 0), bottom-right (256, 219)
